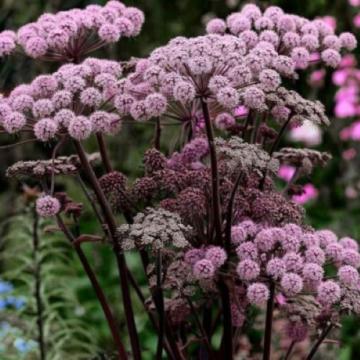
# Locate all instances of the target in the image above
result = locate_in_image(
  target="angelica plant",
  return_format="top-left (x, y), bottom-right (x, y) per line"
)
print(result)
top-left (0, 2), bottom-right (359, 360)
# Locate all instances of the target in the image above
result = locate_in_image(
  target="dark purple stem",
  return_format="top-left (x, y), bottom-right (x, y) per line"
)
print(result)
top-left (56, 215), bottom-right (128, 360)
top-left (73, 140), bottom-right (142, 360)
top-left (32, 208), bottom-right (46, 360)
top-left (200, 97), bottom-right (222, 245)
top-left (305, 324), bottom-right (333, 360)
top-left (96, 133), bottom-right (113, 173)
top-left (263, 282), bottom-right (275, 360)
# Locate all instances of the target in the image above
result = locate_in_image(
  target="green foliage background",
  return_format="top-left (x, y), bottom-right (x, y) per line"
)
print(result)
top-left (1, 0), bottom-right (360, 359)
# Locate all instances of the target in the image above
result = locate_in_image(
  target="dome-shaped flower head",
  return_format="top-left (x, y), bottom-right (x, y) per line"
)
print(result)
top-left (338, 265), bottom-right (359, 287)
top-left (0, 32), bottom-right (16, 57)
top-left (206, 19), bottom-right (226, 34)
top-left (325, 243), bottom-right (344, 262)
top-left (145, 93), bottom-right (168, 117)
top-left (266, 257), bottom-right (286, 279)
top-left (90, 111), bottom-right (113, 133)
top-left (32, 99), bottom-right (54, 118)
top-left (317, 280), bottom-right (341, 305)
top-left (11, 94), bottom-right (34, 113)
top-left (283, 252), bottom-right (303, 272)
top-left (98, 24), bottom-right (121, 43)
top-left (321, 49), bottom-right (341, 68)
top-left (339, 32), bottom-right (357, 51)
top-left (3, 112), bottom-right (26, 133)
top-left (231, 224), bottom-right (247, 245)
top-left (302, 263), bottom-right (324, 283)
top-left (188, 56), bottom-right (212, 75)
top-left (11, 2), bottom-right (144, 62)
top-left (247, 283), bottom-right (269, 305)
top-left (34, 118), bottom-right (58, 142)
top-left (68, 116), bottom-right (92, 140)
top-left (339, 237), bottom-right (359, 252)
top-left (193, 259), bottom-right (215, 280)
top-left (54, 109), bottom-right (76, 128)
top-left (216, 86), bottom-right (240, 109)
top-left (301, 232), bottom-right (320, 248)
top-left (305, 246), bottom-right (325, 265)
top-left (32, 75), bottom-right (59, 98)
top-left (236, 242), bottom-right (259, 261)
top-left (243, 86), bottom-right (266, 110)
top-left (254, 228), bottom-right (278, 252)
top-left (259, 69), bottom-right (281, 91)
top-left (237, 259), bottom-right (260, 281)
top-left (80, 87), bottom-right (103, 108)
top-left (291, 47), bottom-right (310, 69)
top-left (173, 82), bottom-right (196, 105)
top-left (279, 235), bottom-right (301, 253)
top-left (0, 103), bottom-right (12, 123)
top-left (281, 273), bottom-right (303, 296)
top-left (214, 113), bottom-right (235, 130)
top-left (205, 247), bottom-right (227, 268)
top-left (52, 90), bottom-right (73, 110)
top-left (315, 230), bottom-right (337, 248)
top-left (36, 195), bottom-right (61, 217)
top-left (24, 37), bottom-right (48, 58)
top-left (130, 101), bottom-right (149, 122)
top-left (342, 249), bottom-right (360, 268)
top-left (184, 248), bottom-right (205, 265)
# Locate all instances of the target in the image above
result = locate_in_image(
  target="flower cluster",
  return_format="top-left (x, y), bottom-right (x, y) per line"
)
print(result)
top-left (232, 222), bottom-right (360, 308)
top-left (183, 218), bottom-right (360, 335)
top-left (116, 207), bottom-right (192, 252)
top-left (0, 1), bottom-right (144, 61)
top-left (0, 58), bottom-right (123, 141)
top-left (206, 4), bottom-right (356, 69)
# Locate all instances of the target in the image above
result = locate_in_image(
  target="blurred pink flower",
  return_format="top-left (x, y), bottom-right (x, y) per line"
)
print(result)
top-left (354, 14), bottom-right (360, 27)
top-left (278, 165), bottom-right (296, 182)
top-left (342, 148), bottom-right (357, 160)
top-left (275, 293), bottom-right (287, 306)
top-left (351, 121), bottom-right (360, 140)
top-left (335, 101), bottom-right (357, 118)
top-left (234, 105), bottom-right (249, 117)
top-left (289, 120), bottom-right (322, 146)
top-left (332, 69), bottom-right (350, 86)
top-left (292, 184), bottom-right (318, 204)
top-left (340, 54), bottom-right (357, 68)
top-left (308, 69), bottom-right (326, 87)
top-left (349, 0), bottom-right (360, 6)
top-left (340, 126), bottom-right (352, 140)
top-left (321, 16), bottom-right (337, 30)
top-left (346, 186), bottom-right (358, 199)
top-left (310, 52), bottom-right (320, 62)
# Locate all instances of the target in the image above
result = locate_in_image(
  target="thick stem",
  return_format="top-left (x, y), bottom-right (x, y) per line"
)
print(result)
top-left (200, 97), bottom-right (222, 245)
top-left (139, 252), bottom-right (184, 360)
top-left (153, 118), bottom-right (161, 150)
top-left (225, 171), bottom-right (243, 252)
top-left (284, 341), bottom-right (295, 360)
top-left (219, 280), bottom-right (233, 360)
top-left (305, 324), bottom-right (333, 360)
top-left (260, 116), bottom-right (292, 190)
top-left (56, 215), bottom-right (127, 360)
top-left (263, 282), bottom-right (275, 360)
top-left (96, 133), bottom-right (113, 173)
top-left (155, 250), bottom-right (165, 360)
top-left (186, 297), bottom-right (214, 360)
top-left (32, 209), bottom-right (46, 360)
top-left (73, 141), bottom-right (142, 360)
